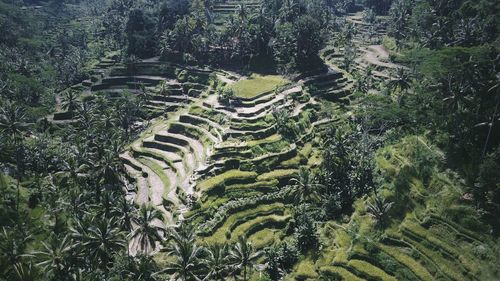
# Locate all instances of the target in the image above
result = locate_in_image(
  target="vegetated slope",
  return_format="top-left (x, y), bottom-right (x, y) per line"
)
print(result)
top-left (292, 136), bottom-right (499, 281)
top-left (59, 49), bottom-right (353, 257)
top-left (29, 3), bottom-right (498, 280)
top-left (286, 11), bottom-right (500, 281)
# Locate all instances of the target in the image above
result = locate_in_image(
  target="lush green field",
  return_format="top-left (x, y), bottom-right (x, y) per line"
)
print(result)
top-left (231, 74), bottom-right (288, 99)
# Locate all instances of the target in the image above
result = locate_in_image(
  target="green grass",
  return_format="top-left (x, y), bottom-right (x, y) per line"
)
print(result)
top-left (225, 179), bottom-right (279, 193)
top-left (320, 266), bottom-right (366, 281)
top-left (378, 244), bottom-right (435, 281)
top-left (348, 259), bottom-right (398, 281)
top-left (203, 203), bottom-right (284, 244)
top-left (232, 214), bottom-right (290, 241)
top-left (293, 257), bottom-right (319, 280)
top-left (231, 74), bottom-right (288, 99)
top-left (196, 170), bottom-right (257, 193)
top-left (248, 228), bottom-right (282, 249)
top-left (256, 169), bottom-right (297, 181)
top-left (387, 231), bottom-right (469, 281)
top-left (246, 134), bottom-right (282, 146)
top-left (402, 221), bottom-right (478, 274)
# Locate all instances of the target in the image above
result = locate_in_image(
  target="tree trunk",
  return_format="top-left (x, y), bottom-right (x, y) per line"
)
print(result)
top-left (482, 96), bottom-right (499, 158)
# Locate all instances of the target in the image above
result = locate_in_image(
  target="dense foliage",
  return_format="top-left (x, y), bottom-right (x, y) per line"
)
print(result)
top-left (0, 0), bottom-right (499, 280)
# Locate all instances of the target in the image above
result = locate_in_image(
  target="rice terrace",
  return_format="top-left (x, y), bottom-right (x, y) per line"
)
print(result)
top-left (0, 0), bottom-right (499, 280)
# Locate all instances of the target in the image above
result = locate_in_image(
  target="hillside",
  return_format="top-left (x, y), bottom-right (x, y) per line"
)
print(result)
top-left (0, 1), bottom-right (499, 281)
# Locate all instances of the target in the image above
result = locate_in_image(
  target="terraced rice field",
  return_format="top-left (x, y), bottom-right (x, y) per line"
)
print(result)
top-left (57, 53), bottom-right (354, 256)
top-left (321, 12), bottom-right (401, 82)
top-left (210, 0), bottom-right (262, 26)
top-left (231, 74), bottom-right (289, 99)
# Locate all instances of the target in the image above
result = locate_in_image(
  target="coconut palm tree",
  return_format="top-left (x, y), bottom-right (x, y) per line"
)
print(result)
top-left (228, 236), bottom-right (261, 281)
top-left (0, 104), bottom-right (27, 144)
top-left (288, 167), bottom-right (324, 204)
top-left (84, 218), bottom-right (126, 269)
top-left (112, 196), bottom-right (136, 232)
top-left (33, 235), bottom-right (75, 280)
top-left (366, 196), bottom-right (394, 227)
top-left (61, 90), bottom-right (79, 113)
top-left (130, 205), bottom-right (165, 256)
top-left (157, 223), bottom-right (204, 281)
top-left (387, 68), bottom-right (411, 105)
top-left (0, 227), bottom-right (33, 277)
top-left (0, 104), bottom-right (28, 212)
top-left (343, 43), bottom-right (357, 72)
top-left (203, 244), bottom-right (229, 281)
top-left (128, 255), bottom-right (159, 281)
top-left (92, 141), bottom-right (125, 194)
top-left (12, 262), bottom-right (39, 281)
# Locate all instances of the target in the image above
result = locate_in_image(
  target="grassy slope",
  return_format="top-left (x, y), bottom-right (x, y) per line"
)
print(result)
top-left (289, 136), bottom-right (500, 280)
top-left (231, 74), bottom-right (288, 99)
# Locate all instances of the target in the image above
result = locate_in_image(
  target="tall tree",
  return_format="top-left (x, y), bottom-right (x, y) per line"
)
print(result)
top-left (288, 167), bottom-right (323, 203)
top-left (158, 223), bottom-right (204, 281)
top-left (229, 236), bottom-right (261, 281)
top-left (129, 205), bottom-right (165, 256)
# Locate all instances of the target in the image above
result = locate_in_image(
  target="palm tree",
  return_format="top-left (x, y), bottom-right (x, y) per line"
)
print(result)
top-left (137, 82), bottom-right (148, 99)
top-left (229, 236), bottom-right (261, 281)
top-left (84, 218), bottom-right (126, 269)
top-left (343, 43), bottom-right (357, 72)
top-left (33, 235), bottom-right (75, 280)
top-left (112, 196), bottom-right (136, 232)
top-left (76, 98), bottom-right (96, 129)
top-left (12, 262), bottom-right (39, 281)
top-left (56, 155), bottom-right (88, 190)
top-left (128, 255), bottom-right (159, 281)
top-left (366, 196), bottom-right (394, 227)
top-left (92, 141), bottom-right (125, 195)
top-left (130, 205), bottom-right (165, 256)
top-left (0, 104), bottom-right (28, 212)
top-left (387, 68), bottom-right (411, 105)
top-left (288, 167), bottom-right (324, 203)
top-left (61, 90), bottom-right (79, 113)
top-left (203, 244), bottom-right (229, 281)
top-left (0, 227), bottom-right (33, 277)
top-left (156, 223), bottom-right (204, 281)
top-left (272, 107), bottom-right (289, 130)
top-left (0, 104), bottom-right (27, 144)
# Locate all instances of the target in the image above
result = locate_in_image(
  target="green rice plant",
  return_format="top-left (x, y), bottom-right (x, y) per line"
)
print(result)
top-left (225, 179), bottom-right (278, 193)
top-left (402, 222), bottom-right (478, 274)
top-left (257, 169), bottom-right (298, 182)
top-left (348, 259), bottom-right (398, 281)
top-left (196, 170), bottom-right (257, 193)
top-left (246, 134), bottom-right (282, 147)
top-left (248, 229), bottom-right (282, 249)
top-left (231, 214), bottom-right (290, 240)
top-left (203, 203), bottom-right (285, 243)
top-left (231, 74), bottom-right (289, 99)
top-left (130, 146), bottom-right (177, 171)
top-left (320, 266), bottom-right (365, 281)
top-left (377, 244), bottom-right (434, 281)
top-left (394, 233), bottom-right (469, 281)
top-left (197, 189), bottom-right (290, 235)
top-left (293, 258), bottom-right (319, 280)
